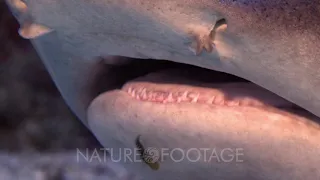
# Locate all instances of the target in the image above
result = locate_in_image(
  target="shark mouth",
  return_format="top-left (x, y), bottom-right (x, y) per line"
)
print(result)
top-left (87, 55), bottom-right (320, 179)
top-left (97, 56), bottom-right (312, 117)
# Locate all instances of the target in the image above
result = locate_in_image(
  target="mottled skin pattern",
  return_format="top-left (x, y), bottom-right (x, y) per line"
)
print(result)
top-left (5, 0), bottom-right (320, 179)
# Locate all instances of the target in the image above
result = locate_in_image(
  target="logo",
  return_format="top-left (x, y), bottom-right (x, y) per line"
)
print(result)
top-left (143, 147), bottom-right (160, 163)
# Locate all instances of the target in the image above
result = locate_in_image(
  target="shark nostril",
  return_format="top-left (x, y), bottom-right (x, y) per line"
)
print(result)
top-left (210, 18), bottom-right (228, 42)
top-left (188, 18), bottom-right (228, 55)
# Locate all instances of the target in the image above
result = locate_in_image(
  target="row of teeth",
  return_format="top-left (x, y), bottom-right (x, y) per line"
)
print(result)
top-left (126, 87), bottom-right (265, 107)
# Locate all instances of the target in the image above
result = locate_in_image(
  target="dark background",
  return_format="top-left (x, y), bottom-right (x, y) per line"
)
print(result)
top-left (0, 0), bottom-right (100, 154)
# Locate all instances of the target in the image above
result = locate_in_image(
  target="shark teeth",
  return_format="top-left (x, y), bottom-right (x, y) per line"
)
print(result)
top-left (188, 93), bottom-right (199, 103)
top-left (125, 86), bottom-right (265, 107)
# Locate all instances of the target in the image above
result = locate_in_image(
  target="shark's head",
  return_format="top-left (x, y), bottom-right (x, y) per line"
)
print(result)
top-left (6, 0), bottom-right (320, 179)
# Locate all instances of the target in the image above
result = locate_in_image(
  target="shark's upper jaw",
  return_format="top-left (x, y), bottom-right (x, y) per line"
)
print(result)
top-left (7, 0), bottom-right (320, 119)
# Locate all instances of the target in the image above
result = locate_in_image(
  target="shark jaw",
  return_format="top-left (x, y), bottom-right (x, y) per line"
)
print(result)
top-left (87, 57), bottom-right (320, 180)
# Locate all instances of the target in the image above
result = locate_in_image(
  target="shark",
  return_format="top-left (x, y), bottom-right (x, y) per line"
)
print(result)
top-left (6, 0), bottom-right (320, 179)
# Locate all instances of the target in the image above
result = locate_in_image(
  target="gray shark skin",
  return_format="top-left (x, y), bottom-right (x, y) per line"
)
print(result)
top-left (6, 0), bottom-right (320, 179)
